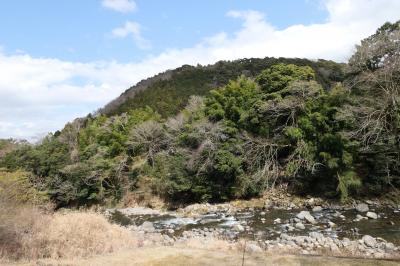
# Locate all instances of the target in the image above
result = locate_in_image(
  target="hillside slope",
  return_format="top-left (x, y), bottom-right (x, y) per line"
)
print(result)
top-left (1, 21), bottom-right (399, 208)
top-left (100, 57), bottom-right (344, 117)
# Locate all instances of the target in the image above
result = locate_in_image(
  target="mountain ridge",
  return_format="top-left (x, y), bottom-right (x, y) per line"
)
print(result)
top-left (98, 57), bottom-right (344, 118)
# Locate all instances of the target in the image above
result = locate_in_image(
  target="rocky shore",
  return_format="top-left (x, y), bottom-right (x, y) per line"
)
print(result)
top-left (104, 194), bottom-right (400, 260)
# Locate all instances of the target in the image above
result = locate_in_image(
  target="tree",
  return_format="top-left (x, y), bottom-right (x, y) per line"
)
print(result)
top-left (347, 20), bottom-right (400, 192)
top-left (256, 63), bottom-right (315, 93)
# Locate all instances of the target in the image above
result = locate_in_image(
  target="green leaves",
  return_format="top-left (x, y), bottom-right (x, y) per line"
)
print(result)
top-left (5, 43), bottom-right (400, 207)
top-left (256, 63), bottom-right (315, 93)
top-left (337, 171), bottom-right (361, 202)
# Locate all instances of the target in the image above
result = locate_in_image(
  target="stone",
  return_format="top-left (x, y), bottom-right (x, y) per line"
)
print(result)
top-left (304, 213), bottom-right (316, 224)
top-left (309, 232), bottom-right (324, 242)
top-left (342, 238), bottom-right (351, 247)
top-left (233, 224), bottom-right (244, 232)
top-left (312, 206), bottom-right (322, 212)
top-left (167, 228), bottom-right (175, 234)
top-left (366, 212), bottom-right (378, 219)
top-left (295, 222), bottom-right (305, 230)
top-left (362, 235), bottom-right (377, 248)
top-left (356, 214), bottom-right (364, 219)
top-left (328, 221), bottom-right (336, 227)
top-left (296, 211), bottom-right (316, 224)
top-left (307, 198), bottom-right (315, 205)
top-left (280, 233), bottom-right (290, 240)
top-left (385, 242), bottom-right (395, 251)
top-left (273, 218), bottom-right (281, 224)
top-left (356, 203), bottom-right (369, 213)
top-left (296, 210), bottom-right (310, 220)
top-left (286, 225), bottom-right (295, 232)
top-left (141, 221), bottom-right (155, 232)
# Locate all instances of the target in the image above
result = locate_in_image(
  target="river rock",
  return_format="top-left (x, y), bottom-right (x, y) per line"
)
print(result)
top-left (286, 225), bottom-right (295, 231)
top-left (362, 235), bottom-right (377, 248)
top-left (295, 222), bottom-right (305, 230)
top-left (141, 221), bottom-right (155, 232)
top-left (296, 211), bottom-right (310, 219)
top-left (366, 211), bottom-right (378, 219)
top-left (296, 210), bottom-right (316, 224)
top-left (273, 218), bottom-right (281, 224)
top-left (328, 221), bottom-right (336, 227)
top-left (309, 232), bottom-right (324, 243)
top-left (113, 207), bottom-right (162, 216)
top-left (233, 224), bottom-right (244, 232)
top-left (305, 214), bottom-right (316, 224)
top-left (384, 242), bottom-right (395, 251)
top-left (356, 203), bottom-right (369, 213)
top-left (312, 206), bottom-right (322, 212)
top-left (356, 214), bottom-right (365, 219)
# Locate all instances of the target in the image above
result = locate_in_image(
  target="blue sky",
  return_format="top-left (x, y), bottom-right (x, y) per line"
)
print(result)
top-left (0, 0), bottom-right (399, 141)
top-left (0, 0), bottom-right (328, 62)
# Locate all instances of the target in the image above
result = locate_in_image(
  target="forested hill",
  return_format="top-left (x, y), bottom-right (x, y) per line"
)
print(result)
top-left (100, 58), bottom-right (344, 117)
top-left (1, 21), bottom-right (399, 208)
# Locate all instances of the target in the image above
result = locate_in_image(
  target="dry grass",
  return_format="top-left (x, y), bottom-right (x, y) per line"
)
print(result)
top-left (0, 207), bottom-right (139, 262)
top-left (42, 211), bottom-right (139, 258)
top-left (0, 204), bottom-right (49, 260)
top-left (7, 246), bottom-right (400, 266)
top-left (0, 169), bottom-right (140, 262)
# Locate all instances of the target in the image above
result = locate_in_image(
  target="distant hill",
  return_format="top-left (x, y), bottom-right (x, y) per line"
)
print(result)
top-left (100, 57), bottom-right (344, 117)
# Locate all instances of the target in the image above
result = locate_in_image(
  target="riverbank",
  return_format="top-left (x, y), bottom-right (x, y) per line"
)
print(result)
top-left (2, 190), bottom-right (399, 265)
top-left (104, 191), bottom-right (400, 260)
top-left (7, 246), bottom-right (400, 266)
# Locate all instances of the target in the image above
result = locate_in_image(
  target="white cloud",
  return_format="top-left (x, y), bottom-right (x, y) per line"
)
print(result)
top-left (102, 0), bottom-right (136, 13)
top-left (111, 21), bottom-right (151, 49)
top-left (1, 0), bottom-right (399, 140)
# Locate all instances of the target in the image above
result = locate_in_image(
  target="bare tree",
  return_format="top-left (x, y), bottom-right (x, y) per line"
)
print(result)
top-left (128, 121), bottom-right (171, 165)
top-left (242, 133), bottom-right (282, 189)
top-left (347, 23), bottom-right (400, 147)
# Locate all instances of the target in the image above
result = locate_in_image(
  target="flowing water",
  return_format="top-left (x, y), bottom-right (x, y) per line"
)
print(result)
top-left (109, 206), bottom-right (400, 245)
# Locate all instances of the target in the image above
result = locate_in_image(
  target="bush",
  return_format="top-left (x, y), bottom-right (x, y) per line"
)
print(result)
top-left (0, 169), bottom-right (47, 205)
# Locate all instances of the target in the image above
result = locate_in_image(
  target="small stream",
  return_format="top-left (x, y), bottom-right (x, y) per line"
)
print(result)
top-left (109, 206), bottom-right (400, 245)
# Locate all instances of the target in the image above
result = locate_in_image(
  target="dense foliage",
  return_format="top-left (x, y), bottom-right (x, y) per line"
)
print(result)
top-left (102, 58), bottom-right (344, 117)
top-left (1, 21), bottom-right (399, 207)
